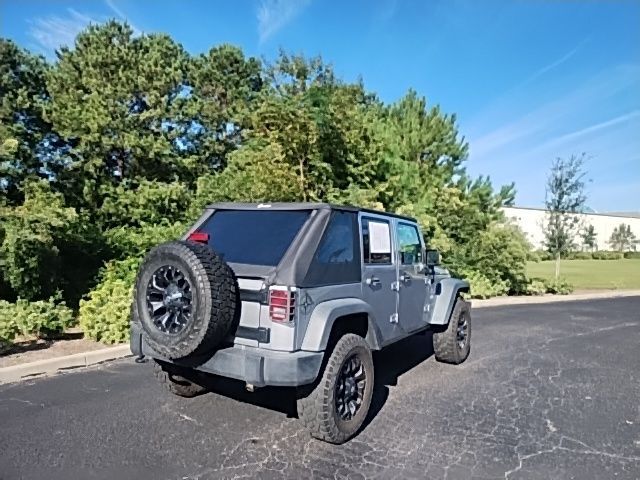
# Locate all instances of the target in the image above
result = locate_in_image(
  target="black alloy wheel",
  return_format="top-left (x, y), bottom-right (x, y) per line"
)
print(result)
top-left (456, 311), bottom-right (469, 350)
top-left (146, 265), bottom-right (193, 334)
top-left (335, 354), bottom-right (367, 421)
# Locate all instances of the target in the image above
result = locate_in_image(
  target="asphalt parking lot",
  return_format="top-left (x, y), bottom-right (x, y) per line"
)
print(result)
top-left (1, 297), bottom-right (639, 480)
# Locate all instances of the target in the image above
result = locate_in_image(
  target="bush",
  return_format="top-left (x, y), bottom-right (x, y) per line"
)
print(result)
top-left (624, 251), bottom-right (640, 259)
top-left (0, 297), bottom-right (74, 346)
top-left (591, 251), bottom-right (623, 260)
top-left (544, 278), bottom-right (574, 295)
top-left (0, 180), bottom-right (79, 301)
top-left (0, 309), bottom-right (19, 346)
top-left (78, 257), bottom-right (140, 344)
top-left (533, 250), bottom-right (554, 261)
top-left (567, 251), bottom-right (593, 260)
top-left (462, 269), bottom-right (509, 299)
top-left (105, 222), bottom-right (187, 259)
top-left (99, 180), bottom-right (190, 229)
top-left (462, 223), bottom-right (530, 294)
top-left (526, 250), bottom-right (542, 262)
top-left (525, 278), bottom-right (547, 296)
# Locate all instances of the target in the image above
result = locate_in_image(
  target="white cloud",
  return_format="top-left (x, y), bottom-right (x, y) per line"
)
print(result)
top-left (464, 64), bottom-right (640, 211)
top-left (257, 0), bottom-right (311, 44)
top-left (469, 64), bottom-right (640, 159)
top-left (519, 39), bottom-right (588, 88)
top-left (540, 110), bottom-right (640, 150)
top-left (28, 8), bottom-right (99, 55)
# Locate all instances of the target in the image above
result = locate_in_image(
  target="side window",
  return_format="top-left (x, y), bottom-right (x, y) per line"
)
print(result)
top-left (397, 223), bottom-right (422, 265)
top-left (314, 212), bottom-right (355, 264)
top-left (362, 218), bottom-right (392, 264)
top-left (303, 211), bottom-right (361, 286)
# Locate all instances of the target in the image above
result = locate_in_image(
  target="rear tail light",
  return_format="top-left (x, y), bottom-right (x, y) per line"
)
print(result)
top-left (187, 231), bottom-right (209, 244)
top-left (269, 287), bottom-right (296, 323)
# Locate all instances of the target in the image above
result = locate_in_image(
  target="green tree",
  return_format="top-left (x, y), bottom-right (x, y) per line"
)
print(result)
top-left (543, 154), bottom-right (588, 278)
top-left (608, 223), bottom-right (638, 252)
top-left (580, 224), bottom-right (597, 252)
top-left (0, 22), bottom-right (544, 339)
top-left (46, 22), bottom-right (192, 214)
top-left (0, 40), bottom-right (63, 205)
top-left (187, 44), bottom-right (262, 175)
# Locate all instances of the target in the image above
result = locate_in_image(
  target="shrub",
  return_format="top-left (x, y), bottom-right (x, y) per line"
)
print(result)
top-left (533, 250), bottom-right (554, 261)
top-left (591, 251), bottom-right (623, 260)
top-left (463, 222), bottom-right (530, 294)
top-left (0, 308), bottom-right (20, 346)
top-left (105, 222), bottom-right (187, 259)
top-left (567, 251), bottom-right (592, 260)
top-left (526, 250), bottom-right (542, 262)
top-left (78, 257), bottom-right (140, 344)
top-left (544, 278), bottom-right (574, 295)
top-left (0, 297), bottom-right (74, 346)
top-left (99, 180), bottom-right (191, 229)
top-left (624, 251), bottom-right (640, 259)
top-left (0, 180), bottom-right (79, 301)
top-left (525, 278), bottom-right (547, 296)
top-left (462, 269), bottom-right (509, 299)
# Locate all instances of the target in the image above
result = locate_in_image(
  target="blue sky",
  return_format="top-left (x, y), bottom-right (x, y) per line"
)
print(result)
top-left (1, 0), bottom-right (639, 212)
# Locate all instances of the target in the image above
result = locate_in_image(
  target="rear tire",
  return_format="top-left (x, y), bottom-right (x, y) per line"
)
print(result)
top-left (297, 334), bottom-right (374, 444)
top-left (433, 297), bottom-right (471, 364)
top-left (153, 360), bottom-right (206, 398)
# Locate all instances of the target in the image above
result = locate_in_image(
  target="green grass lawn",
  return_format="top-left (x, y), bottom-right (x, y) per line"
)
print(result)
top-left (527, 259), bottom-right (640, 290)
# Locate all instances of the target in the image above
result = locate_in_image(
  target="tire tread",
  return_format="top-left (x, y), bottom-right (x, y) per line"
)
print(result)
top-left (433, 297), bottom-right (471, 364)
top-left (297, 334), bottom-right (373, 444)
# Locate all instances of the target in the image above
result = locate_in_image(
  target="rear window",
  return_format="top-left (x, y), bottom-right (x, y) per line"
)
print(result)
top-left (199, 210), bottom-right (311, 266)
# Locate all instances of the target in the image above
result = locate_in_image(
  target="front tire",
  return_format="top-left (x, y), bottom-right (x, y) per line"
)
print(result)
top-left (433, 297), bottom-right (471, 364)
top-left (297, 334), bottom-right (374, 444)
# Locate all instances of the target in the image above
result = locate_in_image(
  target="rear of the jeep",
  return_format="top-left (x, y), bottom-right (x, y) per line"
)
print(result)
top-left (130, 203), bottom-right (470, 444)
top-left (131, 204), bottom-right (353, 387)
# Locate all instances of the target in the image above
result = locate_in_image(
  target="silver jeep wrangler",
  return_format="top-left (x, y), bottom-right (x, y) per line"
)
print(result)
top-left (130, 203), bottom-right (471, 444)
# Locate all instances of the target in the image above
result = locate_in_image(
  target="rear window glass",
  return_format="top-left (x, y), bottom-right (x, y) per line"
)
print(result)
top-left (200, 210), bottom-right (311, 266)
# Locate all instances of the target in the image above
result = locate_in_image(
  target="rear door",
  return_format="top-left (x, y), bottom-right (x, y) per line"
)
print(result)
top-left (396, 222), bottom-right (429, 333)
top-left (359, 214), bottom-right (401, 345)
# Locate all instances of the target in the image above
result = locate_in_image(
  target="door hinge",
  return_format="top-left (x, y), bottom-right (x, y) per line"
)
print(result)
top-left (390, 313), bottom-right (399, 324)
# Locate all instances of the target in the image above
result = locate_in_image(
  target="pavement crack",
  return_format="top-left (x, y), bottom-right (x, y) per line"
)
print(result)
top-left (177, 413), bottom-right (201, 426)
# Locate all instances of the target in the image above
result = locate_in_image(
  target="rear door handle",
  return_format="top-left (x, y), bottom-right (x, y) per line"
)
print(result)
top-left (366, 276), bottom-right (381, 287)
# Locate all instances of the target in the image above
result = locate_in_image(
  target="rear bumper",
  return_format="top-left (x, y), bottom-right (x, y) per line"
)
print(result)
top-left (130, 323), bottom-right (323, 388)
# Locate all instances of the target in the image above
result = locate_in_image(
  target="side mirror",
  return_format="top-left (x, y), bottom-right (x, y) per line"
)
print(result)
top-left (425, 249), bottom-right (440, 267)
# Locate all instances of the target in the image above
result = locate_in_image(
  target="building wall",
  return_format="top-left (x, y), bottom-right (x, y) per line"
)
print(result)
top-left (502, 207), bottom-right (640, 251)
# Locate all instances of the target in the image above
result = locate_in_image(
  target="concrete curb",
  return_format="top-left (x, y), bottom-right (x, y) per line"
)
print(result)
top-left (0, 344), bottom-right (131, 385)
top-left (472, 290), bottom-right (640, 309)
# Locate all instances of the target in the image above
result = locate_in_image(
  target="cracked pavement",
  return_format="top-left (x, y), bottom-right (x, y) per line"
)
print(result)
top-left (1, 297), bottom-right (639, 479)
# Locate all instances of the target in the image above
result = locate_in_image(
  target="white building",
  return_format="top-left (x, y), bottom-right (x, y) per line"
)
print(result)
top-left (502, 206), bottom-right (640, 251)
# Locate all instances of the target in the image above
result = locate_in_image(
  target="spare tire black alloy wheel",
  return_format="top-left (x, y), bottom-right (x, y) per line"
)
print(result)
top-left (147, 265), bottom-right (192, 334)
top-left (132, 241), bottom-right (237, 360)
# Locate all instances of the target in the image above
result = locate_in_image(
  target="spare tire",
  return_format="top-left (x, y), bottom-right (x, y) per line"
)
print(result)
top-left (132, 241), bottom-right (237, 360)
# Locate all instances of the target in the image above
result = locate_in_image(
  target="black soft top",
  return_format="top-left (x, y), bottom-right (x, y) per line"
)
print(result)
top-left (206, 202), bottom-right (417, 223)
